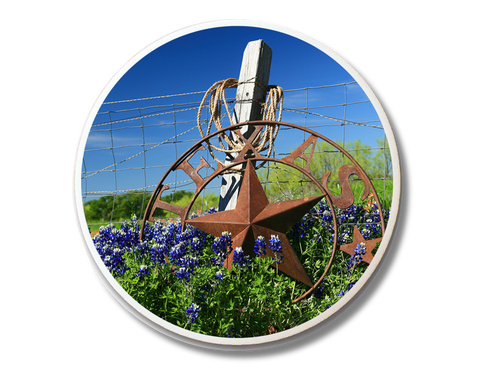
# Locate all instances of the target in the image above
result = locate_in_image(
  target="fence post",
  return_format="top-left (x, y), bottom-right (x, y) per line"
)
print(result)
top-left (218, 39), bottom-right (272, 211)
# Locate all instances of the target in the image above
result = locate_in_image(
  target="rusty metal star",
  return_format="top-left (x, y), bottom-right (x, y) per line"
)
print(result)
top-left (186, 159), bottom-right (325, 287)
top-left (339, 226), bottom-right (382, 264)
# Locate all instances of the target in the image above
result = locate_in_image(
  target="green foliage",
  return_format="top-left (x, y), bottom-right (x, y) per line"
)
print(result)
top-left (259, 137), bottom-right (392, 207)
top-left (84, 190), bottom-right (219, 223)
top-left (84, 192), bottom-right (148, 223)
top-left (100, 201), bottom-right (381, 338)
top-left (116, 241), bottom-right (304, 336)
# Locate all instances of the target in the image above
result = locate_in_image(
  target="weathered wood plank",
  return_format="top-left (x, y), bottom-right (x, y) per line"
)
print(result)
top-left (218, 40), bottom-right (272, 211)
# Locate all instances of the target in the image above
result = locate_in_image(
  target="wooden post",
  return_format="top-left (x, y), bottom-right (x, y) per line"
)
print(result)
top-left (218, 39), bottom-right (272, 211)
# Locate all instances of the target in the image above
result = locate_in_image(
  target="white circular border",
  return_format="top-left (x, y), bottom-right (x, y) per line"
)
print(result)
top-left (74, 19), bottom-right (401, 350)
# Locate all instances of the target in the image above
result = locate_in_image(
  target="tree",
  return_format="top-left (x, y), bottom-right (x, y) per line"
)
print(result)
top-left (83, 189), bottom-right (221, 223)
top-left (259, 137), bottom-right (388, 203)
top-left (371, 137), bottom-right (392, 179)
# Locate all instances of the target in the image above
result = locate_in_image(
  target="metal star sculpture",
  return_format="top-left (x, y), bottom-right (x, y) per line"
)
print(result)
top-left (340, 226), bottom-right (382, 264)
top-left (186, 159), bottom-right (323, 287)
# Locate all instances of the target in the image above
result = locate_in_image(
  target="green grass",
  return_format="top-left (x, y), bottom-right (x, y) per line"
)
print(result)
top-left (326, 179), bottom-right (393, 208)
top-left (87, 221), bottom-right (123, 234)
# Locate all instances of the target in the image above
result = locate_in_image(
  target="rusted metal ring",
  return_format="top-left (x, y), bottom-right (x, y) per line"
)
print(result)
top-left (140, 120), bottom-right (386, 303)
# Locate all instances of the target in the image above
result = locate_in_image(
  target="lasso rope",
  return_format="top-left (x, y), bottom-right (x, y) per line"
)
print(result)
top-left (197, 78), bottom-right (283, 166)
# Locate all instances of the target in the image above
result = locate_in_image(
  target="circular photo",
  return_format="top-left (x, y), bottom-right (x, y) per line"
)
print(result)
top-left (75, 21), bottom-right (400, 348)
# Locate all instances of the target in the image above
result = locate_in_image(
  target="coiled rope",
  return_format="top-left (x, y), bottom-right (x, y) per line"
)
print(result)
top-left (197, 78), bottom-right (283, 166)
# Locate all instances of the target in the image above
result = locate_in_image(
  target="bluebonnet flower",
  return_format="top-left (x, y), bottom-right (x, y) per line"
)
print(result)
top-left (253, 236), bottom-right (266, 257)
top-left (175, 267), bottom-right (191, 282)
top-left (149, 242), bottom-right (167, 266)
top-left (184, 253), bottom-right (199, 272)
top-left (232, 247), bottom-right (252, 270)
top-left (142, 218), bottom-right (164, 243)
top-left (290, 209), bottom-right (317, 239)
top-left (168, 240), bottom-right (198, 282)
top-left (362, 213), bottom-right (383, 240)
top-left (347, 242), bottom-right (366, 275)
top-left (313, 285), bottom-right (324, 299)
top-left (90, 199), bottom-right (392, 333)
top-left (336, 281), bottom-right (356, 296)
top-left (354, 242), bottom-right (366, 260)
top-left (133, 240), bottom-right (150, 260)
top-left (341, 202), bottom-right (367, 224)
top-left (184, 224), bottom-right (209, 249)
top-left (347, 281), bottom-right (356, 291)
top-left (212, 231), bottom-right (232, 266)
top-left (338, 227), bottom-right (352, 245)
top-left (169, 241), bottom-right (188, 266)
top-left (268, 235), bottom-right (283, 264)
top-left (189, 237), bottom-right (203, 257)
top-left (93, 223), bottom-right (130, 276)
top-left (185, 303), bottom-right (200, 324)
top-left (321, 206), bottom-right (333, 226)
top-left (268, 234), bottom-right (282, 253)
top-left (206, 207), bottom-right (218, 215)
top-left (101, 246), bottom-right (127, 276)
top-left (165, 221), bottom-right (181, 248)
top-left (135, 265), bottom-right (150, 280)
top-left (318, 207), bottom-right (336, 243)
top-left (361, 226), bottom-right (372, 239)
top-left (119, 215), bottom-right (139, 247)
top-left (227, 325), bottom-right (237, 338)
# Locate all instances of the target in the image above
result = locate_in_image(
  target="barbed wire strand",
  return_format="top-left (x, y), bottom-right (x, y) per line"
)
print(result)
top-left (82, 79), bottom-right (385, 201)
top-left (83, 125), bottom-right (196, 179)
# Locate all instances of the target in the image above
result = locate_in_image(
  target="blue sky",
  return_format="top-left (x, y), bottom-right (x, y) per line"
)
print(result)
top-left (101, 26), bottom-right (354, 102)
top-left (82, 25), bottom-right (385, 203)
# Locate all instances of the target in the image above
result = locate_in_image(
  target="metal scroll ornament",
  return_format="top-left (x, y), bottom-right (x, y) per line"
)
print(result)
top-left (140, 121), bottom-right (386, 303)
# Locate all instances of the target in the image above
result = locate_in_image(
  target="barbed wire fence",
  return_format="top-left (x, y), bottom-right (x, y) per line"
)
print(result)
top-left (82, 81), bottom-right (391, 228)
